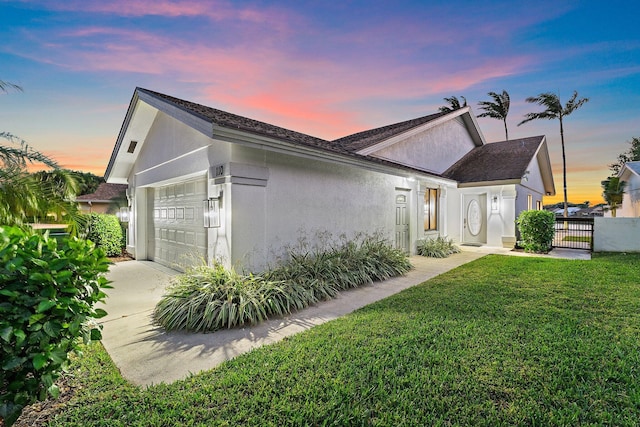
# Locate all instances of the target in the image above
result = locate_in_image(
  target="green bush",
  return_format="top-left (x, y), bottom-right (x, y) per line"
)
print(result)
top-left (0, 226), bottom-right (110, 426)
top-left (517, 210), bottom-right (555, 253)
top-left (153, 233), bottom-right (412, 333)
top-left (417, 236), bottom-right (461, 258)
top-left (85, 213), bottom-right (123, 257)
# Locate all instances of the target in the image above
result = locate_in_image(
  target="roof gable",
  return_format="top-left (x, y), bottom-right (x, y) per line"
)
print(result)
top-left (443, 136), bottom-right (555, 194)
top-left (620, 161), bottom-right (640, 179)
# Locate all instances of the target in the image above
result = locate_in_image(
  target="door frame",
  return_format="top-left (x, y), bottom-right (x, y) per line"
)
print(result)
top-left (462, 193), bottom-right (487, 245)
top-left (394, 189), bottom-right (411, 253)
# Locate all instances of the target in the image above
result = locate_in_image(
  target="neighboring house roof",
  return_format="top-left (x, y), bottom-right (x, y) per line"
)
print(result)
top-left (76, 183), bottom-right (127, 203)
top-left (443, 136), bottom-right (556, 195)
top-left (619, 161), bottom-right (640, 178)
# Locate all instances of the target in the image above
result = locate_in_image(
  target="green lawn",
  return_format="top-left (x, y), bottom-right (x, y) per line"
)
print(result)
top-left (41, 254), bottom-right (640, 426)
top-left (562, 235), bottom-right (592, 243)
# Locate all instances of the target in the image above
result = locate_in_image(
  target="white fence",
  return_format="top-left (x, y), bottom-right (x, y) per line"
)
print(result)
top-left (594, 217), bottom-right (640, 252)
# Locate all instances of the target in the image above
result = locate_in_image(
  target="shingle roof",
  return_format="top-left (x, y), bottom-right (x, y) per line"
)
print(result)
top-left (76, 183), bottom-right (127, 202)
top-left (138, 88), bottom-right (339, 154)
top-left (331, 112), bottom-right (447, 152)
top-left (443, 136), bottom-right (544, 183)
top-left (136, 88), bottom-right (450, 178)
top-left (624, 161), bottom-right (640, 176)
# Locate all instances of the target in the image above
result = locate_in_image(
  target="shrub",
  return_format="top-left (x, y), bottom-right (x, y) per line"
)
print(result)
top-left (0, 226), bottom-right (110, 426)
top-left (85, 213), bottom-right (123, 256)
top-left (417, 236), bottom-right (461, 258)
top-left (517, 210), bottom-right (555, 253)
top-left (153, 233), bottom-right (412, 333)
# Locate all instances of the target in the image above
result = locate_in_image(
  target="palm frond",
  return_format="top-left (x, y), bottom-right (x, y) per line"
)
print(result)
top-left (0, 80), bottom-right (23, 93)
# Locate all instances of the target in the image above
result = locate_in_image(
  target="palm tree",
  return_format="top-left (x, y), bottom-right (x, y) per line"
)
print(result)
top-left (1, 82), bottom-right (82, 230)
top-left (518, 91), bottom-right (589, 218)
top-left (601, 176), bottom-right (626, 217)
top-left (0, 79), bottom-right (22, 93)
top-left (438, 96), bottom-right (467, 113)
top-left (477, 90), bottom-right (510, 140)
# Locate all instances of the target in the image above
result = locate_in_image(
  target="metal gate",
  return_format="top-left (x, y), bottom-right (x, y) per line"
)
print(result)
top-left (552, 217), bottom-right (594, 251)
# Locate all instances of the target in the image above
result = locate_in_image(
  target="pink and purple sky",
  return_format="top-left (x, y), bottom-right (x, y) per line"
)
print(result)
top-left (2, 0), bottom-right (640, 204)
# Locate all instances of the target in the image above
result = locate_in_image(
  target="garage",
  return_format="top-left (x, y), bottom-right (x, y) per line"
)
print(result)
top-left (148, 178), bottom-right (207, 270)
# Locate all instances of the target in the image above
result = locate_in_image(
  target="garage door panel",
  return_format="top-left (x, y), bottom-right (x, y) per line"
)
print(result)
top-left (149, 178), bottom-right (207, 270)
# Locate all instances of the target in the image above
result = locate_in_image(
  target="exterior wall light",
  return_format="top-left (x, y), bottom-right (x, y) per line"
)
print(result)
top-left (117, 206), bottom-right (130, 223)
top-left (203, 194), bottom-right (221, 228)
top-left (491, 195), bottom-right (499, 212)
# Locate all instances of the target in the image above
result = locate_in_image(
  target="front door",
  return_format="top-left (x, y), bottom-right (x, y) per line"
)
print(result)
top-left (463, 194), bottom-right (487, 245)
top-left (395, 191), bottom-right (410, 253)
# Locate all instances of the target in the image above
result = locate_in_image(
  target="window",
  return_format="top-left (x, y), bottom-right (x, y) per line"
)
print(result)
top-left (527, 194), bottom-right (533, 210)
top-left (536, 200), bottom-right (542, 210)
top-left (424, 188), bottom-right (438, 231)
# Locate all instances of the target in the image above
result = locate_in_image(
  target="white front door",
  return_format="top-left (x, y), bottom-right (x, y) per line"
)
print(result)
top-left (395, 191), bottom-right (410, 253)
top-left (463, 194), bottom-right (487, 245)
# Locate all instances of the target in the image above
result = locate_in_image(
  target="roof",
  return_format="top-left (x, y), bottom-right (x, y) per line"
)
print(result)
top-left (137, 88), bottom-right (345, 155)
top-left (443, 136), bottom-right (545, 184)
top-left (106, 88), bottom-right (465, 183)
top-left (331, 112), bottom-right (447, 152)
top-left (621, 161), bottom-right (640, 177)
top-left (76, 183), bottom-right (127, 203)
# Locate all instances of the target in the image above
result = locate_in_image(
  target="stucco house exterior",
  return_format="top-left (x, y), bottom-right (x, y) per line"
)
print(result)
top-left (618, 161), bottom-right (640, 217)
top-left (105, 88), bottom-right (555, 271)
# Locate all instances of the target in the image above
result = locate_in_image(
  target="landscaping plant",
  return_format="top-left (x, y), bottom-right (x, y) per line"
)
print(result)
top-left (0, 226), bottom-right (110, 426)
top-left (84, 213), bottom-right (123, 256)
top-left (153, 233), bottom-right (412, 333)
top-left (516, 210), bottom-right (555, 253)
top-left (26, 253), bottom-right (640, 426)
top-left (416, 235), bottom-right (461, 258)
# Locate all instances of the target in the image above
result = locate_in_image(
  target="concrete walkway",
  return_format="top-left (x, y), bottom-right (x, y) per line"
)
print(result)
top-left (99, 247), bottom-right (589, 386)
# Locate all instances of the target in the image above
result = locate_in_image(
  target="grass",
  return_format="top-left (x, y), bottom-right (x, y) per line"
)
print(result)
top-left (562, 235), bottom-right (592, 243)
top-left (29, 253), bottom-right (640, 426)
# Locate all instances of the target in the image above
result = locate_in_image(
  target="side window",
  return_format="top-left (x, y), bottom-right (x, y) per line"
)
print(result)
top-left (424, 188), bottom-right (438, 231)
top-left (527, 194), bottom-right (533, 210)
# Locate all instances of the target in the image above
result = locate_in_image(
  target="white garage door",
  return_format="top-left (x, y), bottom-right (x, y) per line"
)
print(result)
top-left (149, 178), bottom-right (207, 270)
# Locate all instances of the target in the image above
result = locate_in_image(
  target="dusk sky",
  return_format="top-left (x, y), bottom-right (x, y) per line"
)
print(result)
top-left (2, 0), bottom-right (640, 204)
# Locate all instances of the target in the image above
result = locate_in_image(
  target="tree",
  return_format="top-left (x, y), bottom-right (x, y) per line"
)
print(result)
top-left (438, 95), bottom-right (467, 113)
top-left (609, 136), bottom-right (640, 175)
top-left (518, 91), bottom-right (589, 218)
top-left (477, 90), bottom-right (511, 140)
top-left (1, 84), bottom-right (82, 230)
top-left (601, 176), bottom-right (626, 217)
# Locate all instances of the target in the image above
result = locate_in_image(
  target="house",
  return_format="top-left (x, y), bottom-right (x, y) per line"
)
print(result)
top-left (104, 88), bottom-right (555, 271)
top-left (76, 182), bottom-right (128, 214)
top-left (617, 161), bottom-right (640, 217)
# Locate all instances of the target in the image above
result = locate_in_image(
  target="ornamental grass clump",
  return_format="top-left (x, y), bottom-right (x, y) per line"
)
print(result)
top-left (153, 233), bottom-right (412, 333)
top-left (153, 263), bottom-right (306, 332)
top-left (417, 236), bottom-right (461, 258)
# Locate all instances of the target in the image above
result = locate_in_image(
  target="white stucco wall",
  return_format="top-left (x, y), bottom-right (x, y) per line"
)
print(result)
top-left (225, 144), bottom-right (431, 270)
top-left (594, 217), bottom-right (640, 252)
top-left (368, 118), bottom-right (477, 174)
top-left (619, 173), bottom-right (640, 217)
top-left (453, 185), bottom-right (518, 248)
